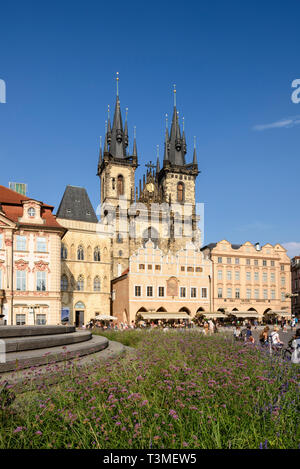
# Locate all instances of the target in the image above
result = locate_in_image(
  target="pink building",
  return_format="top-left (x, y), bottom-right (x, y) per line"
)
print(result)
top-left (0, 186), bottom-right (66, 325)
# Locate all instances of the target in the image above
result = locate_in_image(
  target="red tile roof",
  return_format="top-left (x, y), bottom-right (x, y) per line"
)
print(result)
top-left (0, 185), bottom-right (64, 229)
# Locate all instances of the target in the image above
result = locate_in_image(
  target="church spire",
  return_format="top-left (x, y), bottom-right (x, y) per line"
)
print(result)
top-left (193, 136), bottom-right (198, 166)
top-left (108, 73), bottom-right (127, 159)
top-left (168, 85), bottom-right (185, 166)
top-left (97, 136), bottom-right (102, 175)
top-left (132, 126), bottom-right (137, 157)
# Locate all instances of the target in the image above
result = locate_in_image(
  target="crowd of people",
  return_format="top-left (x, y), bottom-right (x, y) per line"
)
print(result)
top-left (233, 323), bottom-right (300, 364)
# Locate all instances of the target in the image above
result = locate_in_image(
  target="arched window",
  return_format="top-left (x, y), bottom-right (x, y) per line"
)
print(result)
top-left (61, 243), bottom-right (68, 260)
top-left (77, 245), bottom-right (84, 261)
top-left (94, 247), bottom-right (101, 261)
top-left (94, 276), bottom-right (101, 291)
top-left (61, 275), bottom-right (68, 291)
top-left (116, 233), bottom-right (123, 243)
top-left (77, 275), bottom-right (84, 291)
top-left (177, 182), bottom-right (184, 202)
top-left (117, 175), bottom-right (124, 196)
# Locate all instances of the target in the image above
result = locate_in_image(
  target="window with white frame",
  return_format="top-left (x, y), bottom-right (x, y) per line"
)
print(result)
top-left (227, 257), bottom-right (232, 264)
top-left (135, 285), bottom-right (141, 297)
top-left (36, 314), bottom-right (46, 325)
top-left (180, 287), bottom-right (186, 298)
top-left (263, 272), bottom-right (267, 282)
top-left (217, 270), bottom-right (222, 280)
top-left (281, 291), bottom-right (286, 302)
top-left (246, 271), bottom-right (251, 281)
top-left (235, 288), bottom-right (240, 299)
top-left (218, 288), bottom-right (222, 298)
top-left (281, 265), bottom-right (284, 271)
top-left (281, 276), bottom-right (286, 286)
top-left (246, 259), bottom-right (251, 265)
top-left (246, 288), bottom-right (251, 299)
top-left (227, 270), bottom-right (232, 281)
top-left (36, 271), bottom-right (46, 291)
top-left (254, 271), bottom-right (259, 281)
top-left (37, 237), bottom-right (47, 252)
top-left (227, 288), bottom-right (232, 298)
top-left (16, 235), bottom-right (26, 251)
top-left (235, 258), bottom-right (240, 265)
top-left (254, 289), bottom-right (259, 299)
top-left (263, 260), bottom-right (267, 266)
top-left (61, 275), bottom-right (68, 291)
top-left (235, 270), bottom-right (240, 281)
top-left (147, 286), bottom-right (153, 297)
top-left (158, 286), bottom-right (165, 297)
top-left (218, 257), bottom-right (222, 263)
top-left (254, 259), bottom-right (258, 266)
top-left (271, 261), bottom-right (275, 267)
top-left (271, 272), bottom-right (275, 283)
top-left (16, 314), bottom-right (26, 325)
top-left (263, 289), bottom-right (268, 299)
top-left (16, 270), bottom-right (26, 290)
top-left (202, 288), bottom-right (207, 298)
top-left (191, 287), bottom-right (197, 298)
top-left (271, 289), bottom-right (275, 299)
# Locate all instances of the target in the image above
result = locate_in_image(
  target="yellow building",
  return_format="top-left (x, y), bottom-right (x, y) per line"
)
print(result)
top-left (201, 240), bottom-right (292, 322)
top-left (57, 186), bottom-right (111, 326)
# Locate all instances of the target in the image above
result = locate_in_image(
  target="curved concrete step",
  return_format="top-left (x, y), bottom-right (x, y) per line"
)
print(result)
top-left (0, 325), bottom-right (76, 338)
top-left (3, 331), bottom-right (92, 352)
top-left (0, 335), bottom-right (109, 373)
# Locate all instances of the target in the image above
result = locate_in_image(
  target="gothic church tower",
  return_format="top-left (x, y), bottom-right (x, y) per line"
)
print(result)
top-left (97, 75), bottom-right (138, 278)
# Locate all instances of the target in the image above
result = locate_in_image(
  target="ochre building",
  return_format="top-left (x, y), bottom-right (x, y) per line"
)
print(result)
top-left (57, 186), bottom-right (111, 326)
top-left (201, 240), bottom-right (292, 322)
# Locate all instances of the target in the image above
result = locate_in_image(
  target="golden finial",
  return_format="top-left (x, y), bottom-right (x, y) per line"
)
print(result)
top-left (173, 84), bottom-right (176, 106)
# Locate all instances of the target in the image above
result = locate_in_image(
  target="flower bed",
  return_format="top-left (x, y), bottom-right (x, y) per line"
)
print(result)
top-left (0, 331), bottom-right (299, 449)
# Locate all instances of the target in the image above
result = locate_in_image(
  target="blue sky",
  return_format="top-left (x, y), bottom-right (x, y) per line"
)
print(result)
top-left (1, 0), bottom-right (300, 256)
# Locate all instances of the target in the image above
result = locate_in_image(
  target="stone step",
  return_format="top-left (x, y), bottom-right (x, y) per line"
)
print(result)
top-left (0, 325), bottom-right (76, 338)
top-left (0, 335), bottom-right (109, 373)
top-left (3, 331), bottom-right (92, 353)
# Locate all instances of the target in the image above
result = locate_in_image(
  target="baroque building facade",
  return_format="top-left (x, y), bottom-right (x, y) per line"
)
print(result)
top-left (201, 240), bottom-right (291, 321)
top-left (0, 185), bottom-right (65, 325)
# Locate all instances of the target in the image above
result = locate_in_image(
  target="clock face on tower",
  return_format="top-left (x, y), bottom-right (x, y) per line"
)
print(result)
top-left (146, 183), bottom-right (155, 193)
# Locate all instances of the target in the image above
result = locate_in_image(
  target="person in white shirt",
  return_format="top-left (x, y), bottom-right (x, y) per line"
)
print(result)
top-left (291, 329), bottom-right (300, 364)
top-left (269, 326), bottom-right (284, 348)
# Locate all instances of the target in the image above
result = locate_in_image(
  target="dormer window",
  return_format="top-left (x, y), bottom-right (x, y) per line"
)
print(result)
top-left (28, 207), bottom-right (35, 217)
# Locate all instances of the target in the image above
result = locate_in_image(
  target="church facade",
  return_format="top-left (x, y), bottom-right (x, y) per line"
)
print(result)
top-left (54, 81), bottom-right (291, 325)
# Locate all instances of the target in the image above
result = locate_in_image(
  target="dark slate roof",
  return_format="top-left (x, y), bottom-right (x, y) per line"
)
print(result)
top-left (201, 242), bottom-right (242, 251)
top-left (56, 186), bottom-right (98, 223)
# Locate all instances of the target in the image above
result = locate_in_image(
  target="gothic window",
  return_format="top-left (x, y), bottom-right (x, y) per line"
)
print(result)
top-left (94, 276), bottom-right (101, 292)
top-left (77, 275), bottom-right (84, 291)
top-left (77, 245), bottom-right (84, 261)
top-left (177, 182), bottom-right (184, 202)
top-left (117, 175), bottom-right (124, 196)
top-left (61, 243), bottom-right (68, 259)
top-left (94, 247), bottom-right (101, 261)
top-left (61, 275), bottom-right (68, 291)
top-left (116, 233), bottom-right (123, 243)
top-left (112, 178), bottom-right (115, 190)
